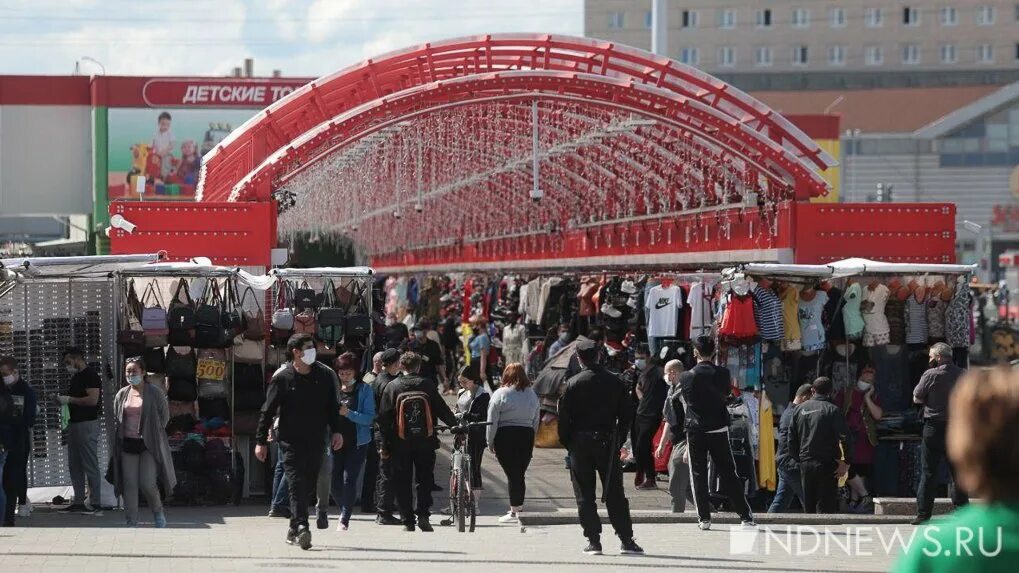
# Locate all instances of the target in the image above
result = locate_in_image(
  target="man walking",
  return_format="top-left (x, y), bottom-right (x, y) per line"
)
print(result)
top-left (912, 342), bottom-right (968, 525)
top-left (59, 347), bottom-right (103, 515)
top-left (377, 352), bottom-right (457, 532)
top-left (679, 337), bottom-right (755, 530)
top-left (558, 340), bottom-right (643, 556)
top-left (360, 351), bottom-right (384, 514)
top-left (403, 324), bottom-right (446, 390)
top-left (789, 377), bottom-right (850, 514)
top-left (656, 359), bottom-right (689, 513)
top-left (255, 334), bottom-right (343, 550)
top-left (371, 349), bottom-right (403, 525)
top-left (767, 384), bottom-right (812, 513)
top-left (1, 356), bottom-right (36, 526)
top-left (633, 352), bottom-right (667, 490)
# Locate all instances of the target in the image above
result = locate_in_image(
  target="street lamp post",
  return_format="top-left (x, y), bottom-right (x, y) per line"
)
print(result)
top-left (845, 129), bottom-right (861, 200)
top-left (79, 56), bottom-right (105, 75)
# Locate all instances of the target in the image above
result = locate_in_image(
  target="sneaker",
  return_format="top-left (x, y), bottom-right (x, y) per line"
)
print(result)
top-left (636, 481), bottom-right (659, 490)
top-left (297, 527), bottom-right (312, 550)
top-left (337, 521), bottom-right (349, 532)
top-left (620, 538), bottom-right (644, 555)
top-left (740, 518), bottom-right (757, 528)
top-left (417, 516), bottom-right (434, 532)
top-left (153, 512), bottom-right (167, 529)
top-left (583, 540), bottom-right (603, 555)
top-left (698, 520), bottom-right (711, 531)
top-left (431, 484), bottom-right (442, 492)
top-left (403, 523), bottom-right (416, 532)
top-left (910, 516), bottom-right (930, 526)
top-left (316, 511), bottom-right (328, 530)
top-left (498, 511), bottom-right (518, 524)
top-left (126, 519), bottom-right (138, 527)
top-left (376, 513), bottom-right (402, 526)
top-left (82, 505), bottom-right (103, 517)
top-left (58, 503), bottom-right (88, 513)
top-left (17, 503), bottom-right (32, 518)
top-left (285, 528), bottom-right (298, 545)
top-left (268, 507), bottom-right (291, 519)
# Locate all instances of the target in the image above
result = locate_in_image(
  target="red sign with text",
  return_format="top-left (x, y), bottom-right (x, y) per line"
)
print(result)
top-left (141, 78), bottom-right (308, 108)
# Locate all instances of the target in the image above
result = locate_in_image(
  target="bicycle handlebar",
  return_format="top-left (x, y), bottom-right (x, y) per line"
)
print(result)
top-left (436, 421), bottom-right (493, 433)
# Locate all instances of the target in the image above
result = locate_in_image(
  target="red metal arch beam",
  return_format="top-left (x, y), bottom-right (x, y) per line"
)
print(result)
top-left (197, 33), bottom-right (835, 202)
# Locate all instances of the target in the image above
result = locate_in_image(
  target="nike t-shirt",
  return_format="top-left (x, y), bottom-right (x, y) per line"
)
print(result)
top-left (645, 284), bottom-right (683, 338)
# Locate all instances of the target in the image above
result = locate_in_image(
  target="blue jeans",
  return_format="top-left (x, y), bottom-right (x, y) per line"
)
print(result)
top-left (330, 444), bottom-right (368, 523)
top-left (768, 467), bottom-right (805, 513)
top-left (271, 453), bottom-right (288, 511)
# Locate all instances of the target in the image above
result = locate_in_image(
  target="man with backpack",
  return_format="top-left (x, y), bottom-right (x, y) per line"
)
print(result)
top-left (377, 352), bottom-right (457, 532)
top-left (255, 334), bottom-right (344, 550)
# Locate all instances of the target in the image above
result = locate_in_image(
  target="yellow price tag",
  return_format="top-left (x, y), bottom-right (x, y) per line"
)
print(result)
top-left (197, 358), bottom-right (226, 381)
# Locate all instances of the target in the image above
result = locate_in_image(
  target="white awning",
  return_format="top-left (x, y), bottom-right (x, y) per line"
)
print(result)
top-left (0, 254), bottom-right (163, 279)
top-left (829, 258), bottom-right (977, 275)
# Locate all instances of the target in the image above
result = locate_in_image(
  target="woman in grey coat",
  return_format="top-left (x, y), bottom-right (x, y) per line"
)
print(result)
top-left (111, 357), bottom-right (175, 527)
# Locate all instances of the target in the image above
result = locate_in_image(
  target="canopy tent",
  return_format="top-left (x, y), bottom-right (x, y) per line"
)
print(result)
top-left (732, 258), bottom-right (976, 280)
top-left (0, 253), bottom-right (163, 279)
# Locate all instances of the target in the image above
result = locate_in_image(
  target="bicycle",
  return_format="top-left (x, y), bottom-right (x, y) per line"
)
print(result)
top-left (437, 419), bottom-right (492, 532)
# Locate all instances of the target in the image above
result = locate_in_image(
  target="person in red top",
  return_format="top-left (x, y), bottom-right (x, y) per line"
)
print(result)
top-left (834, 367), bottom-right (883, 513)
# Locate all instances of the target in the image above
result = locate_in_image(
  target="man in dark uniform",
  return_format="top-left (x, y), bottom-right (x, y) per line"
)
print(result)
top-left (370, 349), bottom-right (403, 525)
top-left (558, 340), bottom-right (644, 556)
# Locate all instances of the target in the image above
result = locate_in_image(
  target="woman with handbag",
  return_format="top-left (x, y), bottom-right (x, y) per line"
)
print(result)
top-left (111, 357), bottom-right (176, 527)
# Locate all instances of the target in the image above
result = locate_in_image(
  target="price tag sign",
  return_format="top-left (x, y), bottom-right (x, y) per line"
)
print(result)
top-left (196, 358), bottom-right (226, 381)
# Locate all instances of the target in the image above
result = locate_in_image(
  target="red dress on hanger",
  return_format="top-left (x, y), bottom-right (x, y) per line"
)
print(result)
top-left (719, 293), bottom-right (758, 340)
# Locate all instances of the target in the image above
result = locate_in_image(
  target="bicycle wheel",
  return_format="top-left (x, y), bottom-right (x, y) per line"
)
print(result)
top-left (454, 469), bottom-right (467, 533)
top-left (468, 488), bottom-right (477, 533)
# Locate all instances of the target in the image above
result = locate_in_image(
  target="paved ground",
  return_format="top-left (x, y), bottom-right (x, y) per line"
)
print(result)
top-left (0, 435), bottom-right (905, 573)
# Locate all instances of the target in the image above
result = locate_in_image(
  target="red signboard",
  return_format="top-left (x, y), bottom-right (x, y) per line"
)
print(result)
top-left (141, 78), bottom-right (308, 108)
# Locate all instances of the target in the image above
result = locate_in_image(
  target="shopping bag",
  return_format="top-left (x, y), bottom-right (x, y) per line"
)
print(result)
top-left (534, 419), bottom-right (562, 449)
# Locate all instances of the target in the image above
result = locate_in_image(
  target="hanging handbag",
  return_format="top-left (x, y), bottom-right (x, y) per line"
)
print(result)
top-left (293, 308), bottom-right (317, 336)
top-left (271, 281), bottom-right (295, 348)
top-left (344, 280), bottom-right (372, 338)
top-left (167, 376), bottom-right (198, 402)
top-left (165, 346), bottom-right (197, 379)
top-left (196, 347), bottom-right (229, 399)
top-left (233, 335), bottom-right (265, 364)
top-left (118, 280), bottom-right (146, 349)
top-left (167, 278), bottom-right (197, 346)
top-left (239, 287), bottom-right (266, 341)
top-left (140, 281), bottom-right (169, 347)
top-left (293, 280), bottom-right (317, 311)
top-left (316, 279), bottom-right (346, 349)
top-left (195, 281), bottom-right (229, 348)
top-left (143, 346), bottom-right (166, 374)
top-left (222, 280), bottom-right (247, 337)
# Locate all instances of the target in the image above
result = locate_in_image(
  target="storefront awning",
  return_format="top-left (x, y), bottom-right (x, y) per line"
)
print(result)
top-left (733, 258), bottom-right (976, 280)
top-left (0, 253), bottom-right (163, 279)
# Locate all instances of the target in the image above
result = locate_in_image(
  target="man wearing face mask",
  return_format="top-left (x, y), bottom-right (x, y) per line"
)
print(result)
top-left (403, 323), bottom-right (446, 391)
top-left (547, 323), bottom-right (573, 359)
top-left (834, 367), bottom-right (883, 513)
top-left (58, 347), bottom-right (103, 515)
top-left (656, 359), bottom-right (690, 512)
top-left (255, 334), bottom-right (344, 550)
top-left (384, 314), bottom-right (410, 350)
top-left (0, 356), bottom-right (36, 526)
top-left (633, 351), bottom-right (667, 490)
top-left (912, 342), bottom-right (968, 525)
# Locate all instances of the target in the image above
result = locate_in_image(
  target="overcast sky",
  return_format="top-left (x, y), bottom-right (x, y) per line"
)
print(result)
top-left (0, 0), bottom-right (584, 77)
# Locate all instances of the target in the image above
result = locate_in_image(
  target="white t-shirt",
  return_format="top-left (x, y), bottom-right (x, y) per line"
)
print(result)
top-left (645, 284), bottom-right (683, 338)
top-left (687, 281), bottom-right (713, 339)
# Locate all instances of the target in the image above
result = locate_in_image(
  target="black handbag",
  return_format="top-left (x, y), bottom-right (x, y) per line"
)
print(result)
top-left (198, 397), bottom-right (231, 420)
top-left (316, 280), bottom-right (346, 348)
top-left (167, 377), bottom-right (198, 402)
top-left (144, 347), bottom-right (166, 374)
top-left (293, 280), bottom-right (317, 311)
top-left (167, 279), bottom-right (196, 346)
top-left (195, 281), bottom-right (230, 348)
top-left (165, 346), bottom-right (197, 379)
top-left (344, 280), bottom-right (372, 338)
top-left (119, 280), bottom-right (146, 348)
top-left (222, 280), bottom-right (247, 337)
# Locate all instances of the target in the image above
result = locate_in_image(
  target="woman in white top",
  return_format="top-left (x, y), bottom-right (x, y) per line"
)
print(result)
top-left (487, 363), bottom-right (540, 524)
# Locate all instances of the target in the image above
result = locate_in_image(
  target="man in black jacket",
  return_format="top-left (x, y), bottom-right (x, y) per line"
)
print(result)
top-left (256, 334), bottom-right (344, 550)
top-left (558, 340), bottom-right (643, 556)
top-left (767, 383), bottom-right (812, 513)
top-left (788, 377), bottom-right (850, 514)
top-left (377, 352), bottom-right (457, 532)
top-left (633, 354), bottom-right (667, 489)
top-left (679, 337), bottom-right (755, 530)
top-left (370, 349), bottom-right (403, 525)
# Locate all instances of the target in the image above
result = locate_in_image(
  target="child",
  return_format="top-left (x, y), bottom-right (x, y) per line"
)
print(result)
top-left (151, 112), bottom-right (175, 180)
top-left (175, 140), bottom-right (199, 185)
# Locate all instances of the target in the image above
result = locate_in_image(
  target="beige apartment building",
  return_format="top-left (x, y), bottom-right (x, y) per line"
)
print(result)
top-left (585, 1), bottom-right (1019, 74)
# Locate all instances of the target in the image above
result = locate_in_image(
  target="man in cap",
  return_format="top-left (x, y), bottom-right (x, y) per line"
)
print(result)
top-left (371, 349), bottom-right (403, 525)
top-left (558, 339), bottom-right (643, 556)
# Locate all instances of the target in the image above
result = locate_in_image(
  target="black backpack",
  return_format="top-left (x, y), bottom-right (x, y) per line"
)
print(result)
top-left (396, 390), bottom-right (434, 442)
top-left (167, 279), bottom-right (196, 346)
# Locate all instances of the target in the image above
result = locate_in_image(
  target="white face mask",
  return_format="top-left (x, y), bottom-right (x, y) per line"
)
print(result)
top-left (2, 374), bottom-right (16, 386)
top-left (857, 380), bottom-right (872, 392)
top-left (301, 348), bottom-right (317, 365)
top-left (127, 375), bottom-right (144, 386)
top-left (634, 359), bottom-right (647, 370)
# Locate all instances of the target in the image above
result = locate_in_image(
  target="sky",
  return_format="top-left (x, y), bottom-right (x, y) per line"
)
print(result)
top-left (0, 0), bottom-right (585, 77)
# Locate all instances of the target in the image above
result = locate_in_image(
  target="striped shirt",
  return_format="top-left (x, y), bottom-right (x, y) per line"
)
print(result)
top-left (752, 286), bottom-right (784, 341)
top-left (905, 295), bottom-right (929, 344)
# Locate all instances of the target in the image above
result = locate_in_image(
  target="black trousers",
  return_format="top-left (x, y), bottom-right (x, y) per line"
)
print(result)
top-left (494, 427), bottom-right (535, 507)
top-left (361, 439), bottom-right (379, 513)
top-left (800, 459), bottom-right (839, 514)
top-left (687, 430), bottom-right (752, 522)
top-left (568, 432), bottom-right (633, 542)
top-left (279, 443), bottom-right (324, 531)
top-left (375, 454), bottom-right (397, 515)
top-left (2, 445), bottom-right (29, 525)
top-left (917, 420), bottom-right (969, 519)
top-left (392, 446), bottom-right (437, 524)
top-left (633, 416), bottom-right (661, 483)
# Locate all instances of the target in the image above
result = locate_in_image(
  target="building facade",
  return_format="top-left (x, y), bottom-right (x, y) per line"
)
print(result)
top-left (586, 1), bottom-right (1019, 75)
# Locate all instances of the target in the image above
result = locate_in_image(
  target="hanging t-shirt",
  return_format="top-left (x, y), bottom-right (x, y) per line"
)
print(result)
top-left (751, 286), bottom-right (784, 341)
top-left (886, 296), bottom-right (907, 345)
top-left (825, 286), bottom-right (847, 342)
top-left (781, 287), bottom-right (802, 345)
top-left (719, 294), bottom-right (758, 340)
top-left (842, 282), bottom-right (866, 339)
top-left (687, 282), bottom-right (714, 339)
top-left (645, 284), bottom-right (683, 338)
top-left (945, 284), bottom-right (971, 348)
top-left (927, 296), bottom-right (948, 340)
top-left (798, 290), bottom-right (829, 352)
top-left (861, 283), bottom-right (891, 347)
top-left (905, 294), bottom-right (929, 345)
top-left (578, 280), bottom-right (600, 317)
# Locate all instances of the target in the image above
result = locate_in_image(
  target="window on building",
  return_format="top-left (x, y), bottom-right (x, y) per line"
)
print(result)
top-left (827, 45), bottom-right (846, 65)
top-left (607, 11), bottom-right (624, 29)
top-left (755, 46), bottom-right (773, 66)
top-left (865, 45), bottom-right (884, 65)
top-left (719, 9), bottom-right (737, 29)
top-left (682, 10), bottom-right (699, 28)
top-left (830, 7), bottom-right (846, 27)
top-left (978, 43), bottom-right (995, 63)
top-left (940, 6), bottom-right (958, 25)
top-left (644, 11), bottom-right (653, 29)
top-left (792, 8), bottom-right (810, 28)
top-left (865, 7), bottom-right (884, 27)
top-left (902, 43), bottom-right (920, 64)
top-left (941, 44), bottom-right (958, 63)
top-left (719, 46), bottom-right (737, 66)
top-left (756, 8), bottom-right (772, 28)
top-left (793, 45), bottom-right (809, 65)
top-left (903, 6), bottom-right (920, 26)
top-left (679, 47), bottom-right (700, 65)
top-left (978, 6), bottom-right (996, 25)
